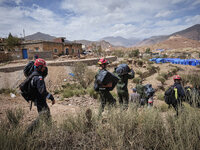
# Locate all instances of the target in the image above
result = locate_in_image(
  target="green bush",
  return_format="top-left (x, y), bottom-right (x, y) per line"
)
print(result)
top-left (86, 88), bottom-right (99, 99)
top-left (1, 107), bottom-right (200, 149)
top-left (157, 92), bottom-right (165, 101)
top-left (63, 89), bottom-right (74, 98)
top-left (156, 76), bottom-right (166, 84)
top-left (0, 88), bottom-right (16, 95)
top-left (128, 49), bottom-right (140, 58)
top-left (132, 77), bottom-right (142, 84)
top-left (72, 62), bottom-right (96, 89)
top-left (160, 72), bottom-right (168, 80)
top-left (158, 103), bottom-right (169, 112)
top-left (6, 108), bottom-right (24, 127)
top-left (112, 50), bottom-right (125, 57)
top-left (137, 60), bottom-right (143, 67)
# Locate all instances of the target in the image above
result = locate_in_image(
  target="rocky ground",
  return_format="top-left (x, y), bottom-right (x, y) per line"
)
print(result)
top-left (0, 57), bottom-right (200, 127)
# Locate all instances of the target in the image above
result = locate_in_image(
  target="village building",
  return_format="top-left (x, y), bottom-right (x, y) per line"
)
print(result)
top-left (0, 37), bottom-right (83, 62)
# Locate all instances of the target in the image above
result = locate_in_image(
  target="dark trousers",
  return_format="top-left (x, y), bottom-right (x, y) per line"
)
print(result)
top-left (26, 100), bottom-right (51, 134)
top-left (118, 91), bottom-right (129, 109)
top-left (99, 90), bottom-right (116, 116)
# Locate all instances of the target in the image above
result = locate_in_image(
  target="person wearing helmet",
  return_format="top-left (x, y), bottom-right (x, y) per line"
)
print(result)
top-left (95, 58), bottom-right (116, 116)
top-left (114, 64), bottom-right (135, 110)
top-left (171, 75), bottom-right (185, 115)
top-left (173, 75), bottom-right (185, 101)
top-left (26, 58), bottom-right (55, 134)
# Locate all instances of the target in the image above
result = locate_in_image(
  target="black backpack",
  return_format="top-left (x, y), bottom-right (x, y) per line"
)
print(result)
top-left (144, 84), bottom-right (155, 98)
top-left (19, 72), bottom-right (39, 102)
top-left (115, 64), bottom-right (131, 76)
top-left (24, 61), bottom-right (35, 78)
top-left (24, 61), bottom-right (48, 78)
top-left (164, 85), bottom-right (176, 105)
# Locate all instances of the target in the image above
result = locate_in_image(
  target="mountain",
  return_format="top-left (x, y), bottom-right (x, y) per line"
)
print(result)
top-left (75, 40), bottom-right (113, 50)
top-left (138, 24), bottom-right (200, 46)
top-left (148, 35), bottom-right (200, 50)
top-left (137, 35), bottom-right (169, 46)
top-left (25, 32), bottom-right (56, 41)
top-left (171, 24), bottom-right (200, 41)
top-left (101, 36), bottom-right (141, 47)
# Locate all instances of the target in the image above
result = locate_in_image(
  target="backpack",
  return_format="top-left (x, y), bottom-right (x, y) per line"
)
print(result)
top-left (115, 64), bottom-right (131, 76)
top-left (164, 85), bottom-right (176, 105)
top-left (24, 61), bottom-right (35, 78)
top-left (95, 70), bottom-right (119, 91)
top-left (19, 72), bottom-right (39, 102)
top-left (136, 84), bottom-right (145, 98)
top-left (144, 84), bottom-right (155, 98)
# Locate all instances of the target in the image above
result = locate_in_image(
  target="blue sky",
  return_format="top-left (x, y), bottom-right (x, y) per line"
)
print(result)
top-left (0, 0), bottom-right (200, 40)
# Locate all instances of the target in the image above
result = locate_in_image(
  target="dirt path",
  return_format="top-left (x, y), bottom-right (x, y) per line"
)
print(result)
top-left (0, 94), bottom-right (98, 125)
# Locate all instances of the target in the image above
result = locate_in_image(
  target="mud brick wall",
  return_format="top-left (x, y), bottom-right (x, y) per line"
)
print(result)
top-left (0, 52), bottom-right (12, 62)
top-left (29, 51), bottom-right (53, 60)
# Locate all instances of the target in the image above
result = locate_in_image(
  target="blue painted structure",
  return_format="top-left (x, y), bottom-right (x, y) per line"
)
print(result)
top-left (22, 49), bottom-right (28, 59)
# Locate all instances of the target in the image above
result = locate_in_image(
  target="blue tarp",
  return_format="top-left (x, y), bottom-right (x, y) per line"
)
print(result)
top-left (149, 58), bottom-right (200, 66)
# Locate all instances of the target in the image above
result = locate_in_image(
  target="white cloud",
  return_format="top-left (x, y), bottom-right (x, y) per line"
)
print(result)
top-left (155, 10), bottom-right (172, 18)
top-left (185, 15), bottom-right (200, 25)
top-left (0, 0), bottom-right (199, 40)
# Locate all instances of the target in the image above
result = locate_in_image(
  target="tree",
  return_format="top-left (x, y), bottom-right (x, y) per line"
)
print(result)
top-left (128, 49), bottom-right (140, 58)
top-left (145, 48), bottom-right (151, 53)
top-left (5, 33), bottom-right (20, 51)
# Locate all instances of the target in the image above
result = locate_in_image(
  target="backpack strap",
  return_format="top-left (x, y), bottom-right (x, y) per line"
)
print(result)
top-left (174, 87), bottom-right (178, 100)
top-left (27, 71), bottom-right (41, 88)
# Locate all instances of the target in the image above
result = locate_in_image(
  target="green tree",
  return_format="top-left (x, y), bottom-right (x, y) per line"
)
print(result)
top-left (145, 48), bottom-right (151, 53)
top-left (5, 33), bottom-right (20, 51)
top-left (128, 49), bottom-right (140, 58)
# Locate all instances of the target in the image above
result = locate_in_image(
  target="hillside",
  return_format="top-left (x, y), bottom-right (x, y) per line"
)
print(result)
top-left (25, 32), bottom-right (56, 41)
top-left (138, 24), bottom-right (200, 46)
top-left (150, 35), bottom-right (200, 50)
top-left (101, 36), bottom-right (140, 47)
top-left (172, 24), bottom-right (200, 41)
top-left (75, 40), bottom-right (113, 50)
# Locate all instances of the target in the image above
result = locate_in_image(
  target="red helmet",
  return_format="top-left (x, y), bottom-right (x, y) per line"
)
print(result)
top-left (34, 58), bottom-right (46, 67)
top-left (173, 75), bottom-right (181, 80)
top-left (98, 58), bottom-right (109, 65)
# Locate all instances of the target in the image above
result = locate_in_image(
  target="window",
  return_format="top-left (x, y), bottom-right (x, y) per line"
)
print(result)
top-left (72, 49), bottom-right (74, 54)
top-left (54, 49), bottom-right (58, 53)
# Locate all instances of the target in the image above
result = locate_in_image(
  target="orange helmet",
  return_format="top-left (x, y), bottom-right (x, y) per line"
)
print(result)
top-left (173, 75), bottom-right (181, 80)
top-left (98, 58), bottom-right (109, 65)
top-left (34, 58), bottom-right (46, 67)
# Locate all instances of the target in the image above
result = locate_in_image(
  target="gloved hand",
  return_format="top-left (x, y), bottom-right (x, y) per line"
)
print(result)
top-left (52, 100), bottom-right (55, 105)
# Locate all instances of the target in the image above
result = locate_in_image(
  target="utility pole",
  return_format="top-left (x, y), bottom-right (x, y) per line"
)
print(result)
top-left (23, 29), bottom-right (25, 38)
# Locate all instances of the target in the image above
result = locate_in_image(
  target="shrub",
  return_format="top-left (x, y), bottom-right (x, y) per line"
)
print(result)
top-left (132, 77), bottom-right (142, 84)
top-left (112, 50), bottom-right (125, 57)
top-left (6, 108), bottom-right (24, 127)
top-left (146, 65), bottom-right (158, 75)
top-left (128, 49), bottom-right (140, 58)
top-left (1, 107), bottom-right (200, 149)
top-left (86, 88), bottom-right (99, 99)
top-left (157, 92), bottom-right (164, 101)
top-left (137, 60), bottom-right (143, 67)
top-left (158, 103), bottom-right (169, 112)
top-left (0, 88), bottom-right (16, 95)
top-left (72, 62), bottom-right (96, 89)
top-left (160, 72), bottom-right (168, 80)
top-left (156, 76), bottom-right (166, 84)
top-left (63, 89), bottom-right (74, 98)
